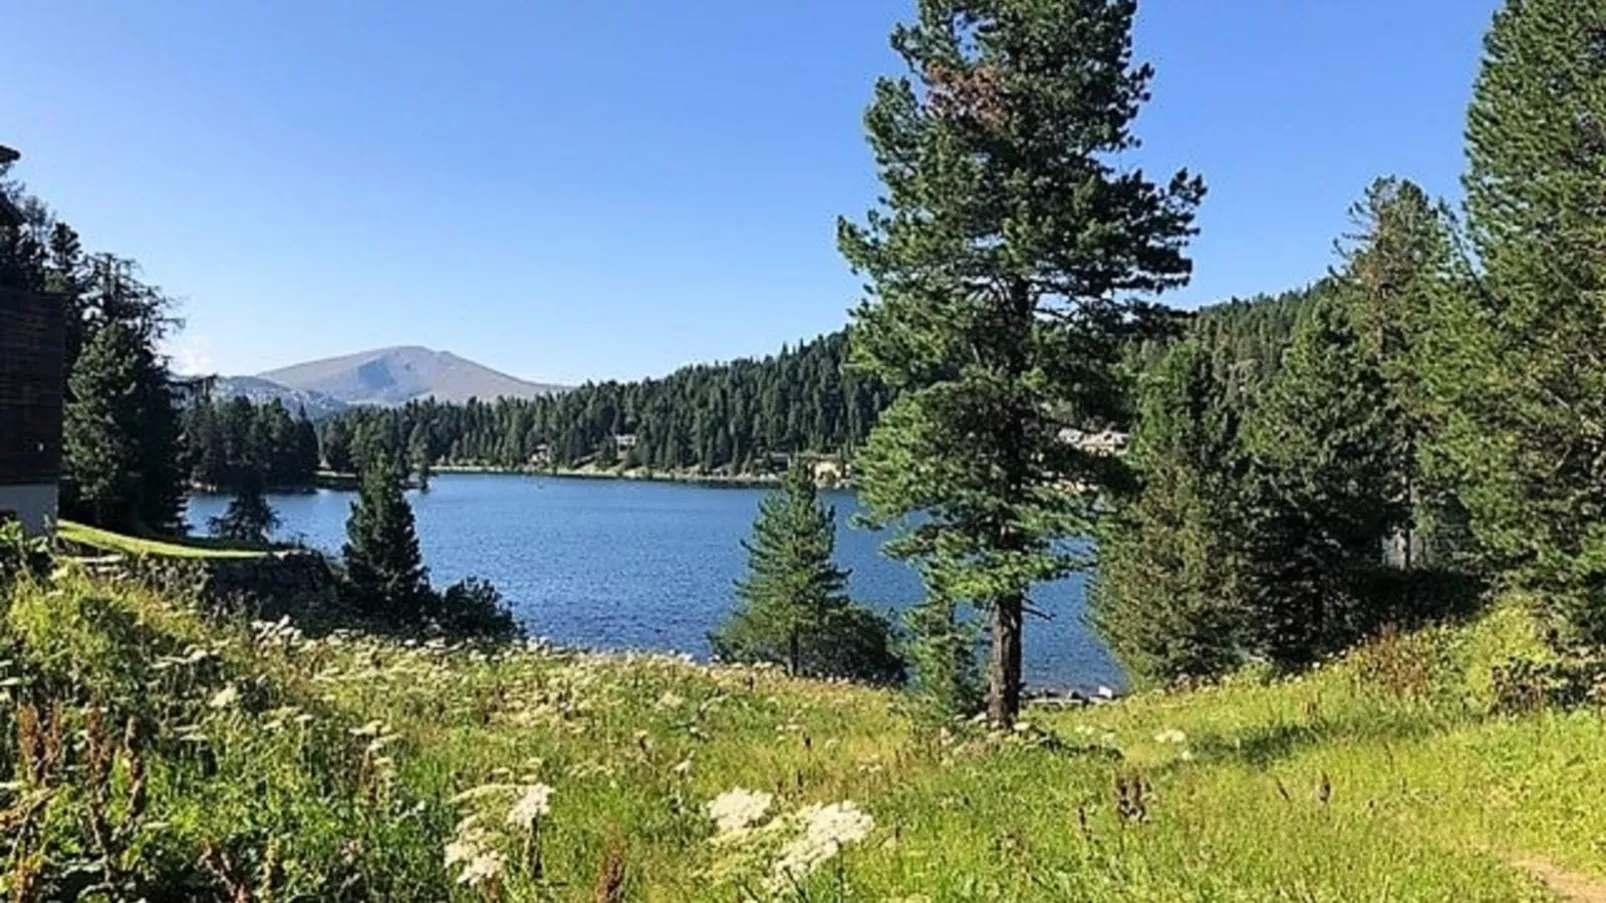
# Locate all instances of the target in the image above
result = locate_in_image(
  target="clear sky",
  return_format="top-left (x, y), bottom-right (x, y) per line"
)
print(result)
top-left (3, 0), bottom-right (1501, 384)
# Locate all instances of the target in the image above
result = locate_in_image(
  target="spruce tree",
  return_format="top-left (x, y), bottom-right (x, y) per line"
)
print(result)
top-left (1093, 339), bottom-right (1252, 686)
top-left (63, 322), bottom-right (182, 533)
top-left (323, 419), bottom-right (354, 474)
top-left (64, 324), bottom-right (145, 530)
top-left (293, 409), bottom-right (321, 484)
top-left (1242, 295), bottom-right (1402, 667)
top-left (1430, 0), bottom-right (1606, 642)
top-left (712, 461), bottom-right (903, 685)
top-left (901, 570), bottom-right (982, 717)
top-left (839, 0), bottom-right (1203, 723)
top-left (342, 458), bottom-right (431, 626)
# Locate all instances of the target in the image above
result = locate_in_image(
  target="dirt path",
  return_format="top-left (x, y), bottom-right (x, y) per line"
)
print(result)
top-left (1512, 856), bottom-right (1606, 902)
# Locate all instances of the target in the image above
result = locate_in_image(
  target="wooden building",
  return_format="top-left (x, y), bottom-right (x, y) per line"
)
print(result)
top-left (0, 168), bottom-right (66, 536)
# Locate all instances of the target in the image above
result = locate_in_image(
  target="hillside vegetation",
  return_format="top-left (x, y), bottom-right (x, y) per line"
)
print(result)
top-left (4, 566), bottom-right (1602, 901)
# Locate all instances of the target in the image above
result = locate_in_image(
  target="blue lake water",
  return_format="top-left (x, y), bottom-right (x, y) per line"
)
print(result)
top-left (186, 473), bottom-right (1122, 691)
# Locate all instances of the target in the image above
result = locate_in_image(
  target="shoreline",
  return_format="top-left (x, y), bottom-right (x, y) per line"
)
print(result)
top-left (433, 463), bottom-right (797, 489)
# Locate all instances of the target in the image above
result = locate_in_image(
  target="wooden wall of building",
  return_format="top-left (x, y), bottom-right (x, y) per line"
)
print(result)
top-left (0, 288), bottom-right (66, 486)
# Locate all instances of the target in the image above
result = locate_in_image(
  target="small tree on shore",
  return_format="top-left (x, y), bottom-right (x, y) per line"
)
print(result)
top-left (712, 462), bottom-right (904, 685)
top-left (209, 471), bottom-right (279, 545)
top-left (342, 458), bottom-right (431, 625)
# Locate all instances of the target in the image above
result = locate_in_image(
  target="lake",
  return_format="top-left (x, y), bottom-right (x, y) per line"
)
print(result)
top-left (186, 473), bottom-right (1122, 691)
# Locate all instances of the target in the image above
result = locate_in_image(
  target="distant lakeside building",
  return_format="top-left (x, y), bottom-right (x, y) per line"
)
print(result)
top-left (0, 145), bottom-right (66, 536)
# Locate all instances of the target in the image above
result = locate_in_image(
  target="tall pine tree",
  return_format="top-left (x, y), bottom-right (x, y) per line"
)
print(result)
top-left (839, 0), bottom-right (1204, 722)
top-left (1333, 178), bottom-right (1461, 570)
top-left (1428, 0), bottom-right (1606, 643)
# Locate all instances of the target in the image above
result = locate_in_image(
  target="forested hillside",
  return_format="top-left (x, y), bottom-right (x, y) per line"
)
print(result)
top-left (319, 331), bottom-right (894, 476)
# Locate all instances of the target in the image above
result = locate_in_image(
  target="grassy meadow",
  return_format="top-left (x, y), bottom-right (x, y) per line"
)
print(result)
top-left (4, 568), bottom-right (1604, 901)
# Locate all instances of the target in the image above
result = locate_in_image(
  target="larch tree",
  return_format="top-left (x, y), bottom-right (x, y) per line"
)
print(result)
top-left (1431, 0), bottom-right (1606, 643)
top-left (839, 0), bottom-right (1204, 723)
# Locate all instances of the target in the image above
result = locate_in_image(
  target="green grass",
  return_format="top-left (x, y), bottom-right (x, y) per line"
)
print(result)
top-left (57, 519), bottom-right (269, 559)
top-left (3, 570), bottom-right (1599, 901)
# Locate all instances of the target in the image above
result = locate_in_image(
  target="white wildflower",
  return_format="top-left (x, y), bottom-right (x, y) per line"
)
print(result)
top-left (672, 758), bottom-right (693, 777)
top-left (706, 788), bottom-right (774, 836)
top-left (443, 836), bottom-right (479, 868)
top-left (456, 850), bottom-right (506, 888)
top-left (1154, 728), bottom-right (1188, 745)
top-left (208, 686), bottom-right (240, 709)
top-left (451, 783), bottom-right (513, 805)
top-left (656, 690), bottom-right (685, 710)
top-left (506, 783), bottom-right (554, 829)
top-left (768, 801), bottom-right (874, 890)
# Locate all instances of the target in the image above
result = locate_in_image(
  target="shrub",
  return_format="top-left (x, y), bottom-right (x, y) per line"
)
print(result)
top-left (433, 577), bottom-right (522, 641)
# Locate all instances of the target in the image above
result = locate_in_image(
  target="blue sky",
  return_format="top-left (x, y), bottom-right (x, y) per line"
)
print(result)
top-left (3, 0), bottom-right (1500, 383)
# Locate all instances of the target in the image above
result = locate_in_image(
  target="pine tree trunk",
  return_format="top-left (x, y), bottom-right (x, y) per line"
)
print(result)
top-left (788, 627), bottom-right (800, 677)
top-left (988, 593), bottom-right (1024, 726)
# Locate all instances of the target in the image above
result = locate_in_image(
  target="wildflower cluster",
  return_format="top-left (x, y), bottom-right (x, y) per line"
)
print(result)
top-left (704, 787), bottom-right (876, 895)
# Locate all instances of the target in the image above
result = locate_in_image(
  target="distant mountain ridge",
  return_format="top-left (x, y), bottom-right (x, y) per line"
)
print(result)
top-left (216, 346), bottom-right (567, 409)
top-left (209, 375), bottom-right (349, 420)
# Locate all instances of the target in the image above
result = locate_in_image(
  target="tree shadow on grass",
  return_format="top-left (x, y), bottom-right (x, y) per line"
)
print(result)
top-left (1189, 710), bottom-right (1460, 769)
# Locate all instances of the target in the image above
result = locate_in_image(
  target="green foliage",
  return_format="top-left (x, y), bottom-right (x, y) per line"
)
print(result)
top-left (408, 422), bottom-right (433, 491)
top-left (435, 576), bottom-right (520, 641)
top-left (1, 577), bottom-right (452, 901)
top-left (323, 331), bottom-right (891, 477)
top-left (840, 0), bottom-right (1203, 722)
top-left (1093, 339), bottom-right (1252, 686)
top-left (185, 397), bottom-right (320, 491)
top-left (63, 319), bottom-right (185, 535)
top-left (713, 463), bottom-right (904, 686)
top-left (322, 416), bottom-right (355, 473)
top-left (207, 472), bottom-right (280, 545)
top-left (1100, 177), bottom-right (1481, 685)
top-left (341, 458), bottom-right (431, 626)
top-left (1240, 294), bottom-right (1404, 667)
top-left (0, 521), bottom-right (49, 596)
top-left (900, 588), bottom-right (983, 719)
top-left (1424, 0), bottom-right (1606, 644)
top-left (9, 565), bottom-right (1606, 900)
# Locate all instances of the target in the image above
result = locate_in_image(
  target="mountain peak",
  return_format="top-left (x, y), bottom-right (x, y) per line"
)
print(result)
top-left (252, 346), bottom-right (566, 407)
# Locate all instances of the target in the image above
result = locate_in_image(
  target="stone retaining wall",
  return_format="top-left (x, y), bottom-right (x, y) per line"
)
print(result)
top-left (115, 551), bottom-right (341, 621)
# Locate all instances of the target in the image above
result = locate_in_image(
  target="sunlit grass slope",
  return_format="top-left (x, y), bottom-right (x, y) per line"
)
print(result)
top-left (3, 571), bottom-right (1600, 900)
top-left (57, 519), bottom-right (269, 559)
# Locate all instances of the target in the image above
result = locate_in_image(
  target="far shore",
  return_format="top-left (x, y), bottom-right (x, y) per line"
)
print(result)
top-left (434, 463), bottom-right (794, 489)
